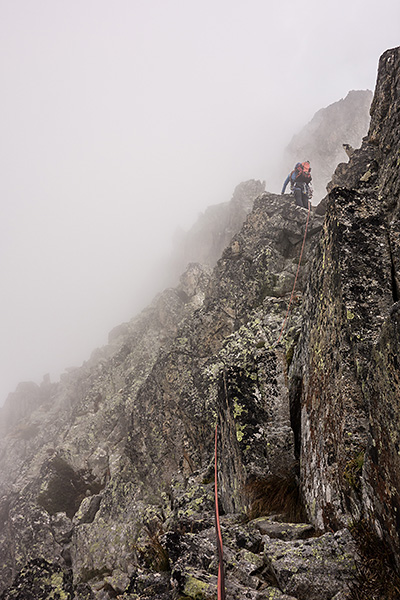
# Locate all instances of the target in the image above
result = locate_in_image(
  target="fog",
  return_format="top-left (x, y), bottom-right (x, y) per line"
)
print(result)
top-left (1, 0), bottom-right (399, 404)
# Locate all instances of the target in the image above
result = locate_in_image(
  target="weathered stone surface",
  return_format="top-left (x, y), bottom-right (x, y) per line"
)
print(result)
top-left (254, 518), bottom-right (315, 541)
top-left (126, 195), bottom-right (322, 518)
top-left (5, 498), bottom-right (65, 579)
top-left (363, 302), bottom-right (400, 562)
top-left (356, 47), bottom-right (400, 567)
top-left (291, 186), bottom-right (391, 529)
top-left (290, 48), bottom-right (400, 572)
top-left (169, 179), bottom-right (266, 280)
top-left (264, 529), bottom-right (357, 600)
top-left (0, 559), bottom-right (74, 600)
top-left (256, 590), bottom-right (298, 600)
top-left (0, 190), bottom-right (330, 599)
top-left (73, 494), bottom-right (102, 525)
top-left (4, 190), bottom-right (320, 594)
top-left (167, 515), bottom-right (302, 599)
top-left (0, 263), bottom-right (212, 595)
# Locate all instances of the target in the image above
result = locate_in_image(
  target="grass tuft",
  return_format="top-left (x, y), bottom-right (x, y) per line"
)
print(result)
top-left (245, 470), bottom-right (307, 523)
top-left (349, 520), bottom-right (400, 600)
top-left (343, 451), bottom-right (364, 491)
top-left (137, 522), bottom-right (170, 573)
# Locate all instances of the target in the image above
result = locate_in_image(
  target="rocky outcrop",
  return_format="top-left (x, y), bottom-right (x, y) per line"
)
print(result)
top-left (0, 378), bottom-right (56, 438)
top-left (0, 263), bottom-right (213, 596)
top-left (291, 47), bottom-right (400, 566)
top-left (0, 196), bottom-right (326, 599)
top-left (282, 90), bottom-right (372, 202)
top-left (169, 179), bottom-right (266, 280)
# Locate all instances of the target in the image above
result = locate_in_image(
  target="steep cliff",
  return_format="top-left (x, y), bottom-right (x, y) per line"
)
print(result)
top-left (0, 195), bottom-right (328, 599)
top-left (292, 46), bottom-right (400, 567)
top-left (0, 47), bottom-right (400, 600)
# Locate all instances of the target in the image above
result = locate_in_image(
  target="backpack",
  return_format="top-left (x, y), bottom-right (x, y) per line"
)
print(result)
top-left (292, 161), bottom-right (311, 184)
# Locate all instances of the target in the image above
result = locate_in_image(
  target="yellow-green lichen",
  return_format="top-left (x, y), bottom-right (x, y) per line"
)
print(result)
top-left (183, 575), bottom-right (211, 598)
top-left (233, 398), bottom-right (246, 419)
top-left (264, 588), bottom-right (286, 599)
top-left (236, 422), bottom-right (246, 442)
top-left (49, 572), bottom-right (69, 599)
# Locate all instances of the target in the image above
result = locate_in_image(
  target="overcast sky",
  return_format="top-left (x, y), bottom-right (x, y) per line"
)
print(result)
top-left (1, 0), bottom-right (399, 404)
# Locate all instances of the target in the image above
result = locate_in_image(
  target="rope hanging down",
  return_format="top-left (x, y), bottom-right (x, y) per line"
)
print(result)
top-left (213, 203), bottom-right (311, 597)
top-left (214, 423), bottom-right (226, 600)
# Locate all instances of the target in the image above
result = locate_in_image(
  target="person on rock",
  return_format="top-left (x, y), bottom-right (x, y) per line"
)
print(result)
top-left (281, 161), bottom-right (313, 209)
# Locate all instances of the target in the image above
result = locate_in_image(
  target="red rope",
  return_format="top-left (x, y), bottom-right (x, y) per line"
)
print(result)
top-left (215, 423), bottom-right (226, 599)
top-left (275, 201), bottom-right (311, 346)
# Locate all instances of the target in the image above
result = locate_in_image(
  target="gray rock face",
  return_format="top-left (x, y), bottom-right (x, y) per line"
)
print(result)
top-left (292, 46), bottom-right (400, 565)
top-left (0, 195), bottom-right (326, 599)
top-left (0, 262), bottom-right (213, 596)
top-left (264, 529), bottom-right (357, 600)
top-left (123, 195), bottom-right (322, 537)
top-left (0, 379), bottom-right (55, 438)
top-left (169, 179), bottom-right (266, 279)
top-left (254, 518), bottom-right (315, 541)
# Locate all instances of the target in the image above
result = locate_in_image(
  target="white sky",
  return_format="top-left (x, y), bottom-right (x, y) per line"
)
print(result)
top-left (1, 0), bottom-right (399, 404)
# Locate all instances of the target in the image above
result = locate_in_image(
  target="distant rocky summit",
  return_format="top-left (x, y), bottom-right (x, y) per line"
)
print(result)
top-left (0, 47), bottom-right (399, 599)
top-left (282, 89), bottom-right (373, 202)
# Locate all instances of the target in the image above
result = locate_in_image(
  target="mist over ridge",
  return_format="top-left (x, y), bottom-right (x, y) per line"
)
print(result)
top-left (1, 0), bottom-right (399, 404)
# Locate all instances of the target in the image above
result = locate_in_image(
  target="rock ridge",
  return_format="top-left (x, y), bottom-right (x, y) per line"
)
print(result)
top-left (1, 46), bottom-right (400, 599)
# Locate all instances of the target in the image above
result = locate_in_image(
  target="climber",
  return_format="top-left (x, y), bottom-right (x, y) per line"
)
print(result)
top-left (281, 161), bottom-right (313, 209)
